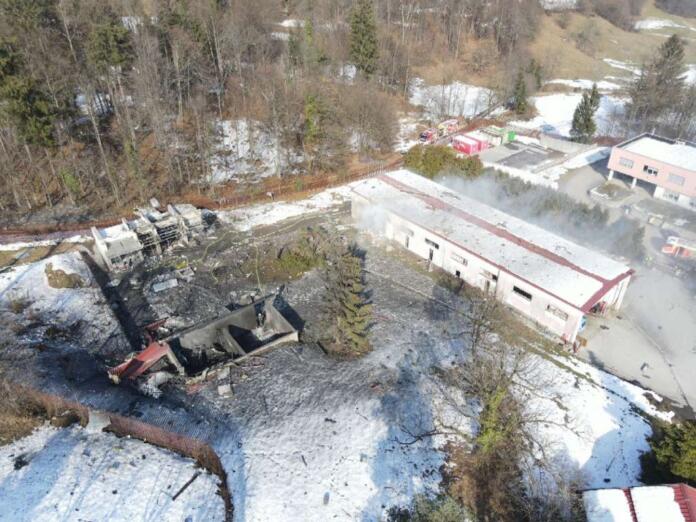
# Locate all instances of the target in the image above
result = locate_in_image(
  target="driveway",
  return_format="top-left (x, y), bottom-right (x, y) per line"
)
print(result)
top-left (558, 160), bottom-right (696, 415)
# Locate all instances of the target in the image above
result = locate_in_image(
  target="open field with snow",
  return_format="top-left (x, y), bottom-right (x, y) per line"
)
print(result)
top-left (511, 93), bottom-right (627, 138)
top-left (0, 425), bottom-right (224, 522)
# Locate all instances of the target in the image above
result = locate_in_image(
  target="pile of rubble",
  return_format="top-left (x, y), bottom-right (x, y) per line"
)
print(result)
top-left (91, 201), bottom-right (209, 272)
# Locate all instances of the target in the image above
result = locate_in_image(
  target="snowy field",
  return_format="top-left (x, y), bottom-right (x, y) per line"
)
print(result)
top-left (0, 425), bottom-right (225, 522)
top-left (202, 243), bottom-right (673, 521)
top-left (0, 252), bottom-right (119, 350)
top-left (634, 18), bottom-right (693, 31)
top-left (511, 93), bottom-right (627, 137)
top-left (547, 78), bottom-right (622, 91)
top-left (217, 184), bottom-right (353, 231)
top-left (409, 78), bottom-right (495, 119)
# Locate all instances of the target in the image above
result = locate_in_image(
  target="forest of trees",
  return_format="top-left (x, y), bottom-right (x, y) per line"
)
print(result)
top-left (0, 0), bottom-right (546, 221)
top-left (0, 0), bottom-right (689, 222)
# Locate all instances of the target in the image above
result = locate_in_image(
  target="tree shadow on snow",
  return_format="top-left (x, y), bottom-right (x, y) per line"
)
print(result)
top-left (361, 329), bottom-right (444, 520)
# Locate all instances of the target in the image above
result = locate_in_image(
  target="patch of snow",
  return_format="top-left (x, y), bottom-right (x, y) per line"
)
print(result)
top-left (634, 18), bottom-right (685, 31)
top-left (539, 0), bottom-right (578, 9)
top-left (603, 58), bottom-right (641, 76)
top-left (210, 119), bottom-right (300, 184)
top-left (0, 235), bottom-right (86, 251)
top-left (0, 424), bottom-right (225, 521)
top-left (278, 19), bottom-right (304, 28)
top-left (583, 489), bottom-right (633, 522)
top-left (564, 147), bottom-right (611, 169)
top-left (217, 185), bottom-right (354, 230)
top-left (632, 486), bottom-right (685, 522)
top-left (510, 93), bottom-right (626, 138)
top-left (409, 78), bottom-right (495, 119)
top-left (683, 64), bottom-right (696, 85)
top-left (547, 79), bottom-right (622, 91)
top-left (395, 117), bottom-right (420, 153)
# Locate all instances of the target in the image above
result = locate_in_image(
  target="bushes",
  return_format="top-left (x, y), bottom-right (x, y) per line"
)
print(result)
top-left (644, 421), bottom-right (696, 484)
top-left (404, 145), bottom-right (483, 180)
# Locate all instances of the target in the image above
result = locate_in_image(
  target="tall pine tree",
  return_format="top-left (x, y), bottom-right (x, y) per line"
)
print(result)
top-left (628, 34), bottom-right (686, 128)
top-left (571, 90), bottom-right (597, 143)
top-left (324, 242), bottom-right (372, 356)
top-left (349, 0), bottom-right (379, 77)
top-left (511, 70), bottom-right (528, 115)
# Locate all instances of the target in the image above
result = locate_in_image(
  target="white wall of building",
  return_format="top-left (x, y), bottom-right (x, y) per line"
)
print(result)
top-left (353, 195), bottom-right (590, 342)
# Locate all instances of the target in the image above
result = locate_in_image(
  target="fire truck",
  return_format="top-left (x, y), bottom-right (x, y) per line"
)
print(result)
top-left (662, 236), bottom-right (696, 259)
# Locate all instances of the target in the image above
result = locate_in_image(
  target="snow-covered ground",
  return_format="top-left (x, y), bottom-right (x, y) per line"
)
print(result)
top-left (395, 116), bottom-right (421, 153)
top-left (409, 78), bottom-right (495, 119)
top-left (634, 18), bottom-right (690, 31)
top-left (0, 252), bottom-right (104, 328)
top-left (539, 0), bottom-right (577, 9)
top-left (0, 424), bottom-right (225, 522)
top-left (0, 234), bottom-right (86, 251)
top-left (0, 184), bottom-right (679, 521)
top-left (603, 58), bottom-right (641, 76)
top-left (211, 119), bottom-right (300, 184)
top-left (547, 78), bottom-right (622, 91)
top-left (217, 184), bottom-right (354, 230)
top-left (511, 93), bottom-right (626, 137)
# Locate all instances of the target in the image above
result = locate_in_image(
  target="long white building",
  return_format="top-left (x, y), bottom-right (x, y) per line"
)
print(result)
top-left (351, 170), bottom-right (633, 343)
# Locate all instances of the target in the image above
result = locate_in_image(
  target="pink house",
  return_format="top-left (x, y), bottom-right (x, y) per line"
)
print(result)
top-left (607, 133), bottom-right (696, 211)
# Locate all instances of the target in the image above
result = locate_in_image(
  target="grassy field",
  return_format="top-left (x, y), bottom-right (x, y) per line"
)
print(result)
top-left (531, 3), bottom-right (696, 82)
top-left (413, 1), bottom-right (695, 90)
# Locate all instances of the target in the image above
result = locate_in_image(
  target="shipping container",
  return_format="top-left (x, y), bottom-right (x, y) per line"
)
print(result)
top-left (482, 126), bottom-right (515, 145)
top-left (465, 131), bottom-right (491, 151)
top-left (479, 129), bottom-right (503, 146)
top-left (452, 135), bottom-right (479, 155)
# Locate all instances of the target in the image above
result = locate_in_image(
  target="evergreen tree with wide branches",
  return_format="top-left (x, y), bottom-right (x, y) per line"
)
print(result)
top-left (628, 34), bottom-right (686, 128)
top-left (571, 86), bottom-right (598, 143)
top-left (324, 242), bottom-right (372, 356)
top-left (349, 0), bottom-right (379, 77)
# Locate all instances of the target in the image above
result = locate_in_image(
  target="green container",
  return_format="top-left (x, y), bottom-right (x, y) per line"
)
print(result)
top-left (506, 130), bottom-right (516, 143)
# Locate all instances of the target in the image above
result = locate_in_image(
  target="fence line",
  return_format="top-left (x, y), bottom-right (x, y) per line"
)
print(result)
top-left (0, 157), bottom-right (403, 240)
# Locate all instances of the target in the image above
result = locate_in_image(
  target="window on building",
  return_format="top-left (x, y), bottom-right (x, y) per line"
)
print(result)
top-left (619, 157), bottom-right (634, 168)
top-left (482, 270), bottom-right (498, 281)
top-left (425, 238), bottom-right (440, 249)
top-left (451, 253), bottom-right (468, 265)
top-left (643, 165), bottom-right (659, 176)
top-left (664, 190), bottom-right (680, 202)
top-left (546, 304), bottom-right (569, 321)
top-left (668, 173), bottom-right (685, 186)
top-left (512, 286), bottom-right (532, 301)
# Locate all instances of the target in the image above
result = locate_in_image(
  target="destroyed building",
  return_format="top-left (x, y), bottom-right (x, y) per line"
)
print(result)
top-left (91, 203), bottom-right (207, 272)
top-left (352, 169), bottom-right (633, 344)
top-left (170, 297), bottom-right (299, 372)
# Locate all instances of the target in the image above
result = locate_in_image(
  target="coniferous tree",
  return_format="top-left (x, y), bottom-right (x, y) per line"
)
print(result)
top-left (511, 70), bottom-right (528, 114)
top-left (0, 40), bottom-right (56, 147)
top-left (628, 34), bottom-right (686, 127)
top-left (571, 90), bottom-right (598, 143)
top-left (589, 82), bottom-right (600, 112)
top-left (349, 0), bottom-right (379, 77)
top-left (324, 242), bottom-right (372, 356)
